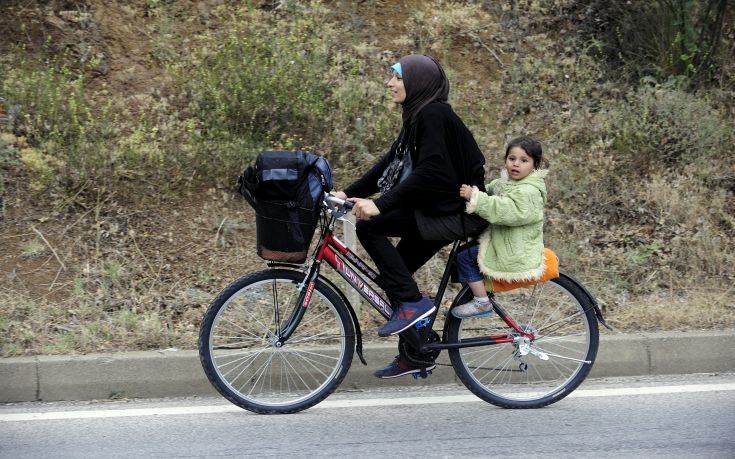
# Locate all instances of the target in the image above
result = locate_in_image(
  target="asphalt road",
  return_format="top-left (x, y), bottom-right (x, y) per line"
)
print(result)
top-left (2, 373), bottom-right (734, 459)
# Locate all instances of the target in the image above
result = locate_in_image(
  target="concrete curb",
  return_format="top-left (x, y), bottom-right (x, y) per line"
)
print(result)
top-left (2, 330), bottom-right (734, 403)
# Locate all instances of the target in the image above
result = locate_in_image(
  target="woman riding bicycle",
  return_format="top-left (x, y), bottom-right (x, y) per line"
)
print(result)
top-left (200, 56), bottom-right (603, 414)
top-left (333, 54), bottom-right (487, 378)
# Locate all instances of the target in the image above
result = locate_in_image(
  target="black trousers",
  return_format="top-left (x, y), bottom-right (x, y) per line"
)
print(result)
top-left (355, 207), bottom-right (452, 304)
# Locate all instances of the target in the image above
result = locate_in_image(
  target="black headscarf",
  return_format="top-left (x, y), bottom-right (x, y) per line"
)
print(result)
top-left (377, 55), bottom-right (451, 193)
top-left (399, 54), bottom-right (450, 124)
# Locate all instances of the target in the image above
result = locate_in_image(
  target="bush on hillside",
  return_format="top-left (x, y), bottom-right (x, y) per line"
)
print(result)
top-left (178, 3), bottom-right (398, 183)
top-left (552, 0), bottom-right (731, 87)
top-left (611, 84), bottom-right (732, 174)
top-left (1, 52), bottom-right (115, 190)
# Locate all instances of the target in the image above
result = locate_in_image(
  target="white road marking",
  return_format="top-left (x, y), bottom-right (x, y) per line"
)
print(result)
top-left (1, 383), bottom-right (733, 422)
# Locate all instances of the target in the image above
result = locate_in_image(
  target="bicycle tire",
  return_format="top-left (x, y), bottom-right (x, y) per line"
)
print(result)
top-left (447, 273), bottom-right (599, 408)
top-left (199, 269), bottom-right (355, 414)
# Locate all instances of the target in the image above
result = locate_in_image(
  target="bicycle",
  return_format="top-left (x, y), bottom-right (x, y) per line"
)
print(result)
top-left (199, 194), bottom-right (609, 414)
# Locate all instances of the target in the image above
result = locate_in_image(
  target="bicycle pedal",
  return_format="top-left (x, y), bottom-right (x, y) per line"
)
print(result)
top-left (414, 317), bottom-right (431, 330)
top-left (411, 368), bottom-right (433, 380)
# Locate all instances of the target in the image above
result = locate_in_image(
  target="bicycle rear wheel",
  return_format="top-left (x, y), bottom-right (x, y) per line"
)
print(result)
top-left (199, 269), bottom-right (354, 414)
top-left (447, 273), bottom-right (599, 408)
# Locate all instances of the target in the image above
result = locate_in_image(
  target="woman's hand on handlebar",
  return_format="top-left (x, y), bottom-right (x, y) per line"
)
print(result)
top-left (331, 191), bottom-right (348, 200)
top-left (348, 198), bottom-right (380, 220)
top-left (325, 191), bottom-right (354, 212)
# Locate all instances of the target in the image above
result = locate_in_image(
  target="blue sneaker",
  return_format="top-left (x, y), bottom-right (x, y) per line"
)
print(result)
top-left (373, 355), bottom-right (436, 379)
top-left (377, 296), bottom-right (436, 337)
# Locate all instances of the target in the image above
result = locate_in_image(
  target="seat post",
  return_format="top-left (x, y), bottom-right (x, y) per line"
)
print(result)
top-left (432, 239), bottom-right (463, 307)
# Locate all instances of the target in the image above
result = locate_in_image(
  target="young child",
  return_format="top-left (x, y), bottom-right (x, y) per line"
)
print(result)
top-left (452, 135), bottom-right (548, 318)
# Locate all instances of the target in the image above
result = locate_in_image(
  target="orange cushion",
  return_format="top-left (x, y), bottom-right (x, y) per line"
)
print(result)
top-left (488, 248), bottom-right (559, 293)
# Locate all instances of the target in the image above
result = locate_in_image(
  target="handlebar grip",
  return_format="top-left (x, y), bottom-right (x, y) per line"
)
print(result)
top-left (324, 193), bottom-right (354, 212)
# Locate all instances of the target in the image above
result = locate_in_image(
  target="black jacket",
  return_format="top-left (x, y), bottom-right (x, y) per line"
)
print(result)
top-left (345, 102), bottom-right (487, 240)
top-left (345, 102), bottom-right (487, 239)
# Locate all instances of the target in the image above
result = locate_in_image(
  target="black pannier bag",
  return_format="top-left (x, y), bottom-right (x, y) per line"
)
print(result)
top-left (238, 150), bottom-right (333, 263)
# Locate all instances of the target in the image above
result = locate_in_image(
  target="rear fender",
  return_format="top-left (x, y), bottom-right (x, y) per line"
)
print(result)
top-left (559, 271), bottom-right (613, 331)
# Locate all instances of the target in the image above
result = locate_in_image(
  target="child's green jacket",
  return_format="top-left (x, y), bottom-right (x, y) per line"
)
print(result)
top-left (466, 169), bottom-right (548, 282)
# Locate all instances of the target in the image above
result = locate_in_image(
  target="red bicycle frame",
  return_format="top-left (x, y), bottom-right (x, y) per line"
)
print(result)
top-left (317, 230), bottom-right (393, 320)
top-left (277, 197), bottom-right (535, 353)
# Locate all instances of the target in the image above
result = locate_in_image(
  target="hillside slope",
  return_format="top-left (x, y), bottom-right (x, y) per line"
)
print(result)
top-left (1, 0), bottom-right (733, 356)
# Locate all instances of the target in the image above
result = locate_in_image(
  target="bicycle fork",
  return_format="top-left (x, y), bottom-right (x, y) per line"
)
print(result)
top-left (274, 262), bottom-right (322, 344)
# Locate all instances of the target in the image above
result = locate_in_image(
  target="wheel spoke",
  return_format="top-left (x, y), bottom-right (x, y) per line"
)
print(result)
top-left (285, 349), bottom-right (334, 381)
top-left (244, 351), bottom-right (276, 396)
top-left (216, 347), bottom-right (268, 372)
top-left (288, 332), bottom-right (345, 344)
top-left (536, 311), bottom-right (584, 337)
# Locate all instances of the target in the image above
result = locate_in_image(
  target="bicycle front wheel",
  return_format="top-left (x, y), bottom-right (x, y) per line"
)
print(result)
top-left (199, 269), bottom-right (355, 414)
top-left (448, 273), bottom-right (599, 408)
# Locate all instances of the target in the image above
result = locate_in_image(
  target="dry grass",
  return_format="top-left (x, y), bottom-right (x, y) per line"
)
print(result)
top-left (611, 285), bottom-right (735, 331)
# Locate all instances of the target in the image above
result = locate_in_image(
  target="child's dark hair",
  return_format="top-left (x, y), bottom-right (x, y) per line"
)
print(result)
top-left (505, 135), bottom-right (545, 168)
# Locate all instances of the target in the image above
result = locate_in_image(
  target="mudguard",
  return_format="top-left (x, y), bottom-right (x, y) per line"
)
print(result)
top-left (559, 271), bottom-right (613, 330)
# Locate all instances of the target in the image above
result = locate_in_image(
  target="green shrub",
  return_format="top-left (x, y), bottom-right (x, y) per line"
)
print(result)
top-left (1, 50), bottom-right (115, 189)
top-left (0, 132), bottom-right (18, 213)
top-left (172, 1), bottom-right (465, 186)
top-left (555, 0), bottom-right (730, 87)
top-left (176, 2), bottom-right (398, 182)
top-left (611, 84), bottom-right (731, 174)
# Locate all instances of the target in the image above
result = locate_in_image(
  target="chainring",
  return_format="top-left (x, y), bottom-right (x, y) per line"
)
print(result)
top-left (398, 330), bottom-right (441, 367)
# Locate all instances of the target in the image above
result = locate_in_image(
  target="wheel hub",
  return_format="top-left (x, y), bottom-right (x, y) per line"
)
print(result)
top-left (266, 332), bottom-right (281, 348)
top-left (513, 334), bottom-right (549, 362)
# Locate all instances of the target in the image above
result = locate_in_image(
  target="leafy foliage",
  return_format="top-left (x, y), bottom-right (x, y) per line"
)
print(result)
top-left (1, 51), bottom-right (114, 189)
top-left (177, 2), bottom-right (397, 181)
top-left (557, 0), bottom-right (730, 86)
top-left (611, 84), bottom-right (733, 173)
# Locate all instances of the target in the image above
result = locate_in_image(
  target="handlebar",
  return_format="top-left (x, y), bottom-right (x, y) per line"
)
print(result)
top-left (323, 193), bottom-right (354, 211)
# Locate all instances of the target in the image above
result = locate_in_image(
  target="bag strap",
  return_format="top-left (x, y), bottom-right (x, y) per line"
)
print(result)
top-left (237, 173), bottom-right (258, 210)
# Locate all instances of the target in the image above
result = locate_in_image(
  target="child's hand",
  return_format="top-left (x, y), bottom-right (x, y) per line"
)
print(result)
top-left (459, 184), bottom-right (473, 201)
